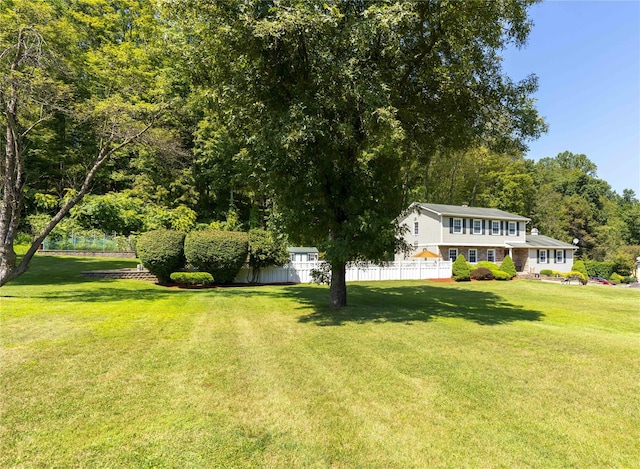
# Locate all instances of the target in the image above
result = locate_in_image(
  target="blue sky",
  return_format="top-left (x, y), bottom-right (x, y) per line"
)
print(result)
top-left (502, 0), bottom-right (640, 195)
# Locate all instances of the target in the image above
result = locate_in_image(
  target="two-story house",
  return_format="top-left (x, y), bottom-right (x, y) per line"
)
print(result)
top-left (396, 203), bottom-right (578, 274)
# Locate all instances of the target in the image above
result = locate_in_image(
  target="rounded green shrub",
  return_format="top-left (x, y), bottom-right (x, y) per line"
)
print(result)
top-left (184, 230), bottom-right (249, 283)
top-left (452, 254), bottom-right (471, 281)
top-left (137, 230), bottom-right (186, 284)
top-left (499, 255), bottom-right (517, 279)
top-left (170, 271), bottom-right (214, 286)
top-left (572, 260), bottom-right (588, 278)
top-left (476, 261), bottom-right (499, 272)
top-left (493, 270), bottom-right (511, 280)
top-left (540, 269), bottom-right (553, 277)
top-left (470, 267), bottom-right (494, 280)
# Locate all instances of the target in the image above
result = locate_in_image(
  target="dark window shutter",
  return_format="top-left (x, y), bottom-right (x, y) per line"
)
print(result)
top-left (564, 251), bottom-right (567, 263)
top-left (500, 221), bottom-right (504, 236)
top-left (547, 250), bottom-right (551, 263)
top-left (537, 249), bottom-right (540, 262)
top-left (462, 219), bottom-right (466, 234)
top-left (449, 217), bottom-right (453, 233)
top-left (517, 222), bottom-right (520, 236)
top-left (482, 220), bottom-right (486, 235)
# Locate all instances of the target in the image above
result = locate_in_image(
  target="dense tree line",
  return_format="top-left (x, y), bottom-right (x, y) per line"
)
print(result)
top-left (2, 0), bottom-right (638, 302)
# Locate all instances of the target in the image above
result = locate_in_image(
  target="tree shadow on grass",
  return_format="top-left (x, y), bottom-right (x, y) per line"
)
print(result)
top-left (284, 283), bottom-right (544, 327)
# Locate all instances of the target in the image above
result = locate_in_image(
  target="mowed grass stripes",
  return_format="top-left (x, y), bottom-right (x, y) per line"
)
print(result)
top-left (1, 255), bottom-right (639, 468)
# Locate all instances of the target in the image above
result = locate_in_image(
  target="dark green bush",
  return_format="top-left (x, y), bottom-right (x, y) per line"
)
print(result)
top-left (184, 230), bottom-right (249, 283)
top-left (170, 272), bottom-right (214, 286)
top-left (137, 230), bottom-right (186, 284)
top-left (622, 276), bottom-right (637, 284)
top-left (452, 254), bottom-right (470, 281)
top-left (493, 270), bottom-right (511, 280)
top-left (499, 255), bottom-right (517, 279)
top-left (470, 267), bottom-right (494, 280)
top-left (585, 261), bottom-right (616, 279)
top-left (540, 269), bottom-right (553, 277)
top-left (248, 229), bottom-right (289, 282)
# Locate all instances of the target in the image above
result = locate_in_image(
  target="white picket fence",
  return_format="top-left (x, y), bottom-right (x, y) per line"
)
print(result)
top-left (234, 260), bottom-right (452, 284)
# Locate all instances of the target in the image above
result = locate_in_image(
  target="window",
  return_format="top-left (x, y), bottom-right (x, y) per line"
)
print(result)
top-left (468, 249), bottom-right (477, 263)
top-left (449, 248), bottom-right (458, 261)
top-left (414, 221), bottom-right (419, 235)
top-left (508, 222), bottom-right (516, 236)
top-left (453, 218), bottom-right (463, 234)
top-left (487, 249), bottom-right (496, 262)
top-left (491, 221), bottom-right (500, 235)
top-left (472, 219), bottom-right (482, 234)
top-left (308, 253), bottom-right (318, 262)
top-left (539, 250), bottom-right (547, 264)
top-left (555, 250), bottom-right (563, 263)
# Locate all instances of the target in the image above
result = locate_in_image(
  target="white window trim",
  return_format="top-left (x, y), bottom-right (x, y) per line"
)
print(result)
top-left (472, 219), bottom-right (482, 235)
top-left (508, 221), bottom-right (516, 236)
top-left (555, 250), bottom-right (563, 263)
top-left (491, 220), bottom-right (500, 235)
top-left (449, 248), bottom-right (458, 261)
top-left (453, 218), bottom-right (463, 234)
top-left (468, 249), bottom-right (477, 263)
top-left (487, 249), bottom-right (496, 262)
top-left (539, 250), bottom-right (547, 264)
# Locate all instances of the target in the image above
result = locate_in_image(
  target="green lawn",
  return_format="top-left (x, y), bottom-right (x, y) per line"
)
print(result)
top-left (1, 255), bottom-right (639, 468)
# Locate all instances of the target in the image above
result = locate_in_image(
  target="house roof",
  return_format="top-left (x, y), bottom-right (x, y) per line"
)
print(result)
top-left (410, 202), bottom-right (530, 222)
top-left (287, 247), bottom-right (319, 254)
top-left (506, 235), bottom-right (578, 250)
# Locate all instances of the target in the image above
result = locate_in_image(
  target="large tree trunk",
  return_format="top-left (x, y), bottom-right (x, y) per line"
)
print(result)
top-left (329, 261), bottom-right (347, 308)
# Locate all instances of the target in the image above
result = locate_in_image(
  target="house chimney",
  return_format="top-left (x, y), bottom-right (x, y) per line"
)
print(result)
top-left (531, 227), bottom-right (539, 236)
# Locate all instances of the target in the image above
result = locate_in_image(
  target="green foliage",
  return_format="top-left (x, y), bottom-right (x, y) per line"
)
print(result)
top-left (170, 271), bottom-right (213, 286)
top-left (310, 263), bottom-right (332, 285)
top-left (540, 269), bottom-right (553, 277)
top-left (470, 267), bottom-right (494, 281)
top-left (476, 261), bottom-right (500, 272)
top-left (499, 255), bottom-right (517, 279)
top-left (452, 255), bottom-right (471, 282)
top-left (564, 270), bottom-right (587, 284)
top-left (493, 270), bottom-right (512, 280)
top-left (248, 229), bottom-right (289, 282)
top-left (176, 0), bottom-right (545, 306)
top-left (584, 261), bottom-right (616, 279)
top-left (609, 273), bottom-right (624, 284)
top-left (136, 230), bottom-right (186, 284)
top-left (571, 260), bottom-right (588, 278)
top-left (184, 231), bottom-right (249, 284)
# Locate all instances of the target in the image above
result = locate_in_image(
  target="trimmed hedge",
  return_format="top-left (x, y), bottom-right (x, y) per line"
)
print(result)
top-left (540, 269), bottom-right (553, 276)
top-left (137, 230), bottom-right (186, 284)
top-left (565, 270), bottom-right (587, 284)
top-left (452, 254), bottom-right (471, 281)
top-left (170, 271), bottom-right (214, 286)
top-left (470, 267), bottom-right (494, 280)
top-left (184, 230), bottom-right (249, 283)
top-left (585, 261), bottom-right (615, 279)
